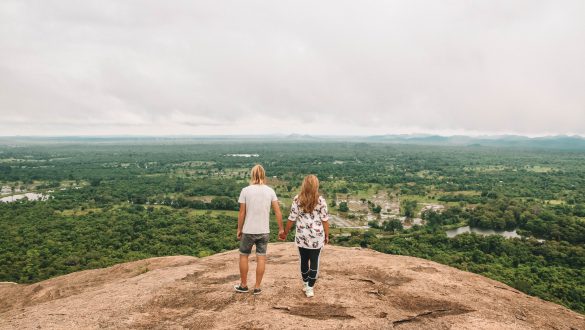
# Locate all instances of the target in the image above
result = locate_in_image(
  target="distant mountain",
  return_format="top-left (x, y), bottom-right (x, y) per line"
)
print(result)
top-left (1, 134), bottom-right (584, 149)
top-left (365, 134), bottom-right (585, 149)
top-left (286, 134), bottom-right (320, 140)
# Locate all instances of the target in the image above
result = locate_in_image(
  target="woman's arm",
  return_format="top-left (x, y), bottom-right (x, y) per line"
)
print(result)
top-left (321, 197), bottom-right (330, 244)
top-left (281, 220), bottom-right (295, 240)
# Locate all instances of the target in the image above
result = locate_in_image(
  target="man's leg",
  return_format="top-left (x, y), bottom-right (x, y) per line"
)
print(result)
top-left (238, 234), bottom-right (253, 289)
top-left (254, 256), bottom-right (266, 289)
top-left (239, 254), bottom-right (249, 287)
top-left (254, 234), bottom-right (269, 289)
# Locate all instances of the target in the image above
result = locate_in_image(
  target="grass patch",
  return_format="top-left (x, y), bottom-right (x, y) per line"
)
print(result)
top-left (524, 165), bottom-right (555, 173)
top-left (188, 209), bottom-right (239, 217)
top-left (56, 208), bottom-right (102, 216)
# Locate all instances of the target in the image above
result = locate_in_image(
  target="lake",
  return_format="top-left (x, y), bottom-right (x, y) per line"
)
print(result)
top-left (226, 154), bottom-right (259, 157)
top-left (446, 226), bottom-right (522, 239)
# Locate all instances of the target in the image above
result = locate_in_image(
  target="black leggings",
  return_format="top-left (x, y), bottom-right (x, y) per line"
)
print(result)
top-left (298, 247), bottom-right (321, 287)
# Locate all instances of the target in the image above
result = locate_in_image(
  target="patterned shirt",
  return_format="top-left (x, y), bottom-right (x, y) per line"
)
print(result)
top-left (288, 195), bottom-right (329, 249)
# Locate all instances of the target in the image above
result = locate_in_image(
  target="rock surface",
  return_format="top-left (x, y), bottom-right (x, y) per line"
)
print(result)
top-left (1, 243), bottom-right (583, 329)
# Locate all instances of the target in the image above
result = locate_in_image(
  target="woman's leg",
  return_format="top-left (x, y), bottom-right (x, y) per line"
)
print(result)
top-left (298, 247), bottom-right (310, 283)
top-left (307, 248), bottom-right (322, 287)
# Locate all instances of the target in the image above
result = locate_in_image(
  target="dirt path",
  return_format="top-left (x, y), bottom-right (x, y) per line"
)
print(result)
top-left (1, 243), bottom-right (583, 329)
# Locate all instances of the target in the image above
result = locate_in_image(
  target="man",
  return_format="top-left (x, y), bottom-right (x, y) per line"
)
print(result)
top-left (234, 164), bottom-right (284, 295)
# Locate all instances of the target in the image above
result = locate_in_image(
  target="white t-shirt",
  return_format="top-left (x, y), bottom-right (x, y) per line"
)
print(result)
top-left (238, 184), bottom-right (278, 234)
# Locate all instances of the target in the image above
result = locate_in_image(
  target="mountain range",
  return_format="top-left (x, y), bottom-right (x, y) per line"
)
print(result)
top-left (1, 134), bottom-right (585, 149)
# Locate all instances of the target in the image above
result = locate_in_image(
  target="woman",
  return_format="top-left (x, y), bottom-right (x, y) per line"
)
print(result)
top-left (280, 174), bottom-right (329, 298)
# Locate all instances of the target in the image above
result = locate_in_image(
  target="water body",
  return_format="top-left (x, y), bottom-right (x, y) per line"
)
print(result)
top-left (446, 226), bottom-right (521, 239)
top-left (0, 193), bottom-right (49, 203)
top-left (226, 154), bottom-right (259, 157)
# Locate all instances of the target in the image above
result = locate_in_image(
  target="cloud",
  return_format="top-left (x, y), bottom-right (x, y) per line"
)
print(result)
top-left (0, 0), bottom-right (584, 136)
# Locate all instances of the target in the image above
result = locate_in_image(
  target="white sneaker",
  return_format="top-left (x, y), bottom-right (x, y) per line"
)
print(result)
top-left (305, 287), bottom-right (314, 298)
top-left (302, 281), bottom-right (309, 292)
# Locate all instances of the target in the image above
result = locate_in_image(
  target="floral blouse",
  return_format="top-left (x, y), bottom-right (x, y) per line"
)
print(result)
top-left (288, 195), bottom-right (329, 249)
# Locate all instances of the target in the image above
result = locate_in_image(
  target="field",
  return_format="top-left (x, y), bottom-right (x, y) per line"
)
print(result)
top-left (0, 140), bottom-right (584, 313)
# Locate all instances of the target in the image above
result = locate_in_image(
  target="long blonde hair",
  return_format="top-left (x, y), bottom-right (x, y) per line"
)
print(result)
top-left (298, 175), bottom-right (320, 213)
top-left (250, 164), bottom-right (266, 185)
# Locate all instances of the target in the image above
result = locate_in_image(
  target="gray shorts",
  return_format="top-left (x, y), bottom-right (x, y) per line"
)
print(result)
top-left (239, 233), bottom-right (269, 256)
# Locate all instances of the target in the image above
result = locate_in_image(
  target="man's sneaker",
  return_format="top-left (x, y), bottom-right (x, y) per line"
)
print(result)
top-left (302, 281), bottom-right (309, 292)
top-left (253, 288), bottom-right (262, 295)
top-left (305, 287), bottom-right (314, 298)
top-left (234, 284), bottom-right (249, 293)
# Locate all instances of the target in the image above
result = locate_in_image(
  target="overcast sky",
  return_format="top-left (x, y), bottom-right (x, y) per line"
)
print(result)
top-left (1, 1), bottom-right (584, 136)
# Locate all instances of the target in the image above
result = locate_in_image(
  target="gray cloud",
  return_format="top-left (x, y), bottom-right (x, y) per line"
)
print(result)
top-left (1, 0), bottom-right (584, 136)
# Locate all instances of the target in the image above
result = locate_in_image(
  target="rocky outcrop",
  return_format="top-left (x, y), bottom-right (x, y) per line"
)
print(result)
top-left (1, 243), bottom-right (583, 329)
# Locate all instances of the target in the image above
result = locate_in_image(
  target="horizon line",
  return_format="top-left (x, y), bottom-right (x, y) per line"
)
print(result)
top-left (1, 133), bottom-right (585, 139)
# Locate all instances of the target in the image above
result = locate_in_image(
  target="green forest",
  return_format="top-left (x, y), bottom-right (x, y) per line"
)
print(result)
top-left (0, 141), bottom-right (584, 313)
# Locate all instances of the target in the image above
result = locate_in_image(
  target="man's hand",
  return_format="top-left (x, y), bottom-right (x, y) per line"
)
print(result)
top-left (278, 230), bottom-right (286, 241)
top-left (237, 230), bottom-right (242, 240)
top-left (281, 220), bottom-right (294, 241)
top-left (324, 235), bottom-right (329, 244)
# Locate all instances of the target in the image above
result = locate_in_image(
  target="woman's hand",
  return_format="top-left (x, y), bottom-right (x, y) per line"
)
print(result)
top-left (281, 220), bottom-right (294, 241)
top-left (278, 230), bottom-right (287, 241)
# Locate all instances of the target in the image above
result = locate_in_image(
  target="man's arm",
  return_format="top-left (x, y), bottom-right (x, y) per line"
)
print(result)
top-left (272, 200), bottom-right (284, 237)
top-left (237, 203), bottom-right (246, 240)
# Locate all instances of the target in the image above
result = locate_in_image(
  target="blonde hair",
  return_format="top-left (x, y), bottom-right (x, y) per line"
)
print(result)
top-left (250, 164), bottom-right (266, 185)
top-left (298, 175), bottom-right (320, 213)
